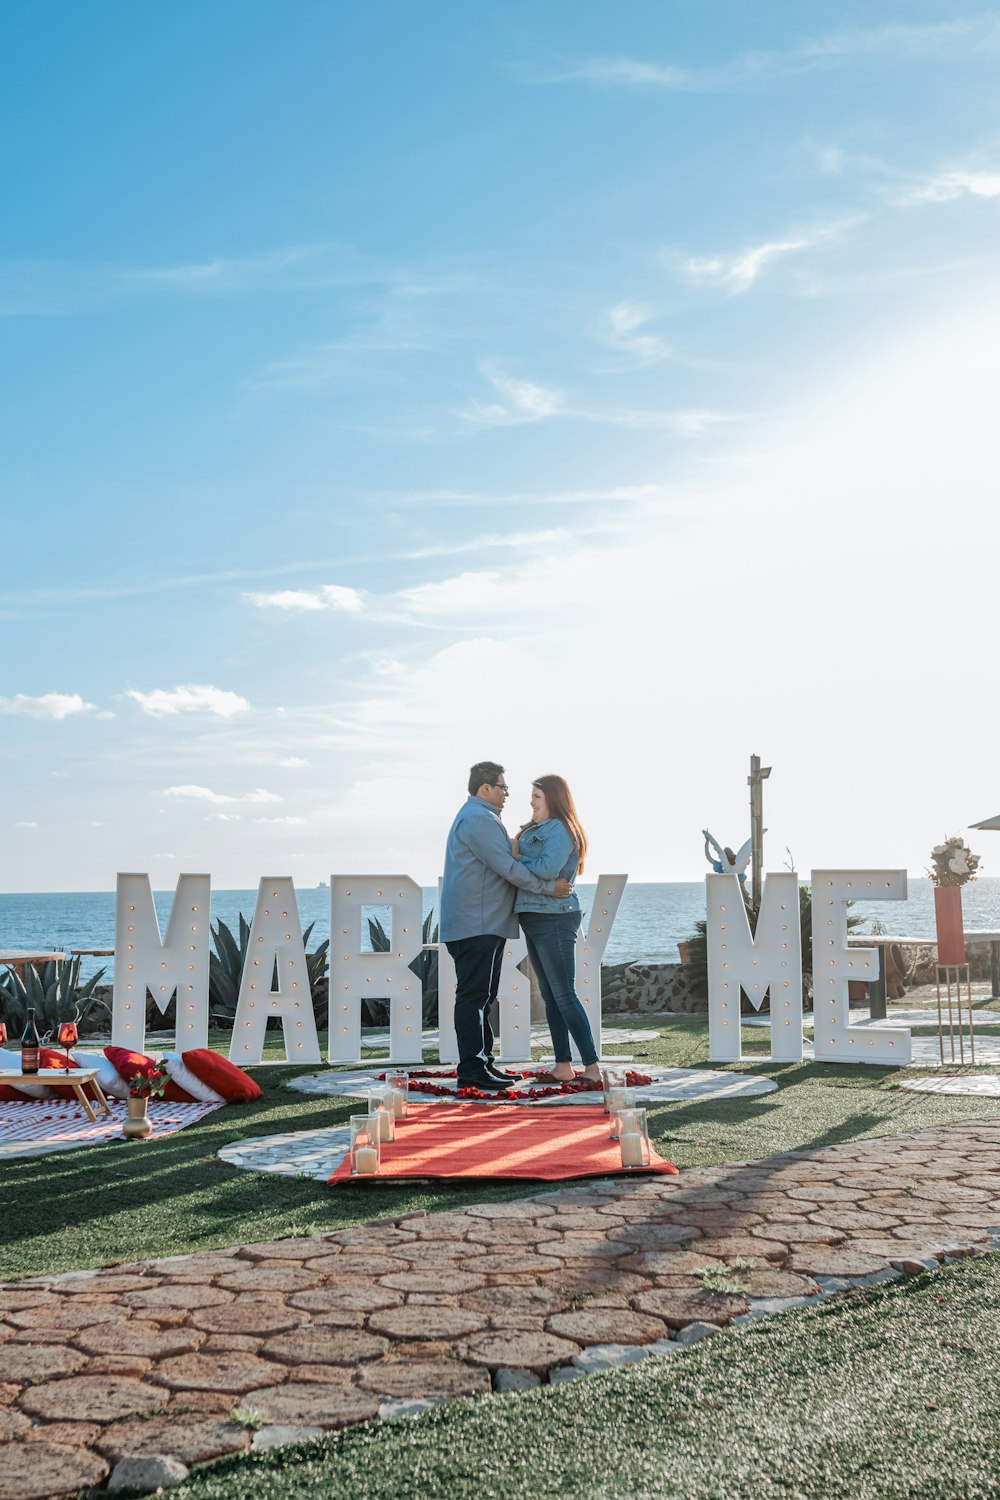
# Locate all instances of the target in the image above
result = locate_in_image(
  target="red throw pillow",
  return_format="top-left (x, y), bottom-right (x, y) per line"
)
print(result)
top-left (38, 1048), bottom-right (100, 1101)
top-left (103, 1046), bottom-right (196, 1104)
top-left (181, 1048), bottom-right (262, 1103)
top-left (0, 1084), bottom-right (29, 1101)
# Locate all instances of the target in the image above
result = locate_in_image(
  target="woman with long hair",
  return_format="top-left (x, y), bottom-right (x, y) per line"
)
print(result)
top-left (512, 774), bottom-right (598, 1083)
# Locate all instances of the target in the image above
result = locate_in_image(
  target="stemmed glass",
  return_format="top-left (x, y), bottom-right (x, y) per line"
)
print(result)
top-left (57, 1019), bottom-right (79, 1070)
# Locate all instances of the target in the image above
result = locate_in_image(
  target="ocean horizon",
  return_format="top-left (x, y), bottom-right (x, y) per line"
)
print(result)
top-left (4, 877), bottom-right (1000, 982)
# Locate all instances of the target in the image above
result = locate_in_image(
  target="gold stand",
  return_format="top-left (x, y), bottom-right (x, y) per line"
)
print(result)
top-left (935, 964), bottom-right (975, 1065)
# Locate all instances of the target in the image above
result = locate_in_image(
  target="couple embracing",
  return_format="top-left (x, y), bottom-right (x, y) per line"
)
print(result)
top-left (439, 759), bottom-right (599, 1091)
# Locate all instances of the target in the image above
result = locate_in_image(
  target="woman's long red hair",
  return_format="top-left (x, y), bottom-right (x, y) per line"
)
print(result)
top-left (533, 775), bottom-right (587, 875)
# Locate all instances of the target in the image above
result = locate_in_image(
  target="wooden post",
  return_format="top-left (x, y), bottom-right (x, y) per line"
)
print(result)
top-left (748, 754), bottom-right (771, 908)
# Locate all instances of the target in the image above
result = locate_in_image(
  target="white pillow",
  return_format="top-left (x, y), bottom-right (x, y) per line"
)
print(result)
top-left (162, 1052), bottom-right (225, 1104)
top-left (0, 1045), bottom-right (55, 1098)
top-left (70, 1049), bottom-right (130, 1099)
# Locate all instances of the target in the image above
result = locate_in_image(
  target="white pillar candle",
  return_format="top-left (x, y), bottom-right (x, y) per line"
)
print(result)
top-left (371, 1106), bottom-right (393, 1143)
top-left (354, 1146), bottom-right (378, 1175)
top-left (619, 1132), bottom-right (644, 1168)
top-left (391, 1089), bottom-right (406, 1120)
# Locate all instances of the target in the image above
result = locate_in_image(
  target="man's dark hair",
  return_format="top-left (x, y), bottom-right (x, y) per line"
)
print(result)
top-left (469, 760), bottom-right (504, 795)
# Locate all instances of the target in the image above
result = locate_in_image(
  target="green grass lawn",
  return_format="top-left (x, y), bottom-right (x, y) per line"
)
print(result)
top-left (117, 1252), bottom-right (1000, 1500)
top-left (4, 1017), bottom-right (999, 1282)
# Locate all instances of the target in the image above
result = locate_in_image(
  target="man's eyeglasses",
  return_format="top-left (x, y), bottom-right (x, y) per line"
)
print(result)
top-left (490, 782), bottom-right (509, 794)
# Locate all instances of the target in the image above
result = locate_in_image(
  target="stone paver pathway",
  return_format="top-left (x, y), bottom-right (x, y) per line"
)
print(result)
top-left (4, 1116), bottom-right (1000, 1499)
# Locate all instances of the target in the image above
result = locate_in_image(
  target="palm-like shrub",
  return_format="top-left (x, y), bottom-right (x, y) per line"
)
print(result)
top-left (0, 956), bottom-right (108, 1040)
top-left (367, 910), bottom-right (440, 1026)
top-left (208, 916), bottom-right (329, 1027)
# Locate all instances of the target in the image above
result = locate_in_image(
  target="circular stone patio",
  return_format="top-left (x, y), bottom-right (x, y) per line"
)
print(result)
top-left (286, 1065), bottom-right (776, 1107)
top-left (219, 1125), bottom-right (353, 1179)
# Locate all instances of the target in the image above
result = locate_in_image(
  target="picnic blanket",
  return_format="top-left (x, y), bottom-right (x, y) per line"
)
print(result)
top-left (0, 1099), bottom-right (221, 1162)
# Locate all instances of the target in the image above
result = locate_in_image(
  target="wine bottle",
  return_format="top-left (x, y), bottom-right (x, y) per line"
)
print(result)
top-left (21, 1007), bottom-right (40, 1074)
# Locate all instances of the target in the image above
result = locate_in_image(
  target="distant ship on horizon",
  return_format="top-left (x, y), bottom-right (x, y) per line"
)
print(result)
top-left (317, 880), bottom-right (328, 888)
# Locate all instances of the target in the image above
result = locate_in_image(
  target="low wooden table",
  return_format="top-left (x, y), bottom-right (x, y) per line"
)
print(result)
top-left (0, 951), bottom-right (67, 981)
top-left (0, 1069), bottom-right (113, 1123)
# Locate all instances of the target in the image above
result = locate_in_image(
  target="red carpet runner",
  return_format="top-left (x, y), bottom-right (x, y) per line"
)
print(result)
top-left (328, 1102), bottom-right (678, 1185)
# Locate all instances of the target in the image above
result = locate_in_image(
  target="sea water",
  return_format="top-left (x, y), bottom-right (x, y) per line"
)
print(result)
top-left (4, 878), bottom-right (1000, 982)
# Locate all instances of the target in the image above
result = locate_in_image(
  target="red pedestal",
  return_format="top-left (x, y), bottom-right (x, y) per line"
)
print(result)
top-left (934, 886), bottom-right (966, 966)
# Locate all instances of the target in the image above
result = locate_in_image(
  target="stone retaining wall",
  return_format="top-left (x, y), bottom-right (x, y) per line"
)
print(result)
top-left (601, 961), bottom-right (704, 1015)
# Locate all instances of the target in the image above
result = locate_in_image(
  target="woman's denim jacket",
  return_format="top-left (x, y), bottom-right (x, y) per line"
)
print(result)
top-left (514, 819), bottom-right (580, 914)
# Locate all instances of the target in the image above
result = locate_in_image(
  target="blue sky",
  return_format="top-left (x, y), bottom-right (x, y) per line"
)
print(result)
top-left (3, 1), bottom-right (1000, 891)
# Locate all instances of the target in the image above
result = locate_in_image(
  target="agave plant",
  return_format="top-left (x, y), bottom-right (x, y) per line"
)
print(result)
top-left (368, 909), bottom-right (440, 1027)
top-left (208, 915), bottom-right (329, 1026)
top-left (0, 956), bottom-right (108, 1040)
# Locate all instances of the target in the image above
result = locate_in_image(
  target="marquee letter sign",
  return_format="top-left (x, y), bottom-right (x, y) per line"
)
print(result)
top-left (229, 878), bottom-right (321, 1065)
top-left (327, 877), bottom-right (424, 1064)
top-left (706, 871), bottom-right (802, 1062)
top-left (811, 869), bottom-right (910, 1066)
top-left (112, 873), bottom-right (211, 1052)
top-left (706, 867), bottom-right (912, 1066)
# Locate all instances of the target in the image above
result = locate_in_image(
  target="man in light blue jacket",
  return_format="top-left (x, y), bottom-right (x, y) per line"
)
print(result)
top-left (440, 760), bottom-right (572, 1090)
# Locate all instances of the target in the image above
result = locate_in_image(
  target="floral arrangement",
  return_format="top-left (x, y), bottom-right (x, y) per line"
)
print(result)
top-left (129, 1064), bottom-right (170, 1100)
top-left (928, 836), bottom-right (981, 888)
top-left (381, 1068), bottom-right (653, 1102)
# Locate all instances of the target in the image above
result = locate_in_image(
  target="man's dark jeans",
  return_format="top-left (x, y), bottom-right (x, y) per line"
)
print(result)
top-left (446, 933), bottom-right (505, 1082)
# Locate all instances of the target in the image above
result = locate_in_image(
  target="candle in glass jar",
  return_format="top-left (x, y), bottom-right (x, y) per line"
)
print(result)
top-left (619, 1132), bottom-right (644, 1168)
top-left (371, 1106), bottom-right (393, 1143)
top-left (354, 1146), bottom-right (378, 1174)
top-left (391, 1089), bottom-right (406, 1119)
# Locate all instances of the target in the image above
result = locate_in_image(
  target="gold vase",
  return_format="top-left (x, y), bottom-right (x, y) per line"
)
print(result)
top-left (122, 1096), bottom-right (153, 1141)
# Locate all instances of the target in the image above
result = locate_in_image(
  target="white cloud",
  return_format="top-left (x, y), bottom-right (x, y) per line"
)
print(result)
top-left (589, 406), bottom-right (737, 435)
top-left (404, 527), bottom-right (571, 560)
top-left (522, 18), bottom-right (1000, 92)
top-left (255, 815), bottom-right (306, 825)
top-left (204, 813), bottom-right (243, 822)
top-left (127, 242), bottom-right (371, 296)
top-left (531, 57), bottom-right (694, 89)
top-left (604, 302), bottom-right (672, 366)
top-left (677, 221), bottom-right (855, 293)
top-left (243, 583), bottom-right (365, 614)
top-left (162, 785), bottom-right (282, 806)
top-left (0, 692), bottom-right (96, 720)
top-left (127, 684), bottom-right (250, 718)
top-left (14, 821), bottom-right (39, 828)
top-left (399, 571), bottom-right (510, 617)
top-left (279, 756), bottom-right (310, 768)
top-left (382, 484), bottom-right (659, 507)
top-left (681, 238), bottom-right (812, 293)
top-left (895, 170), bottom-right (1000, 207)
top-left (461, 360), bottom-right (733, 434)
top-left (461, 363), bottom-right (565, 427)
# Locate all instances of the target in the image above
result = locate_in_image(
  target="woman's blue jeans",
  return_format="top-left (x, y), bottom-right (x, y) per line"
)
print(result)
top-left (519, 910), bottom-right (599, 1067)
